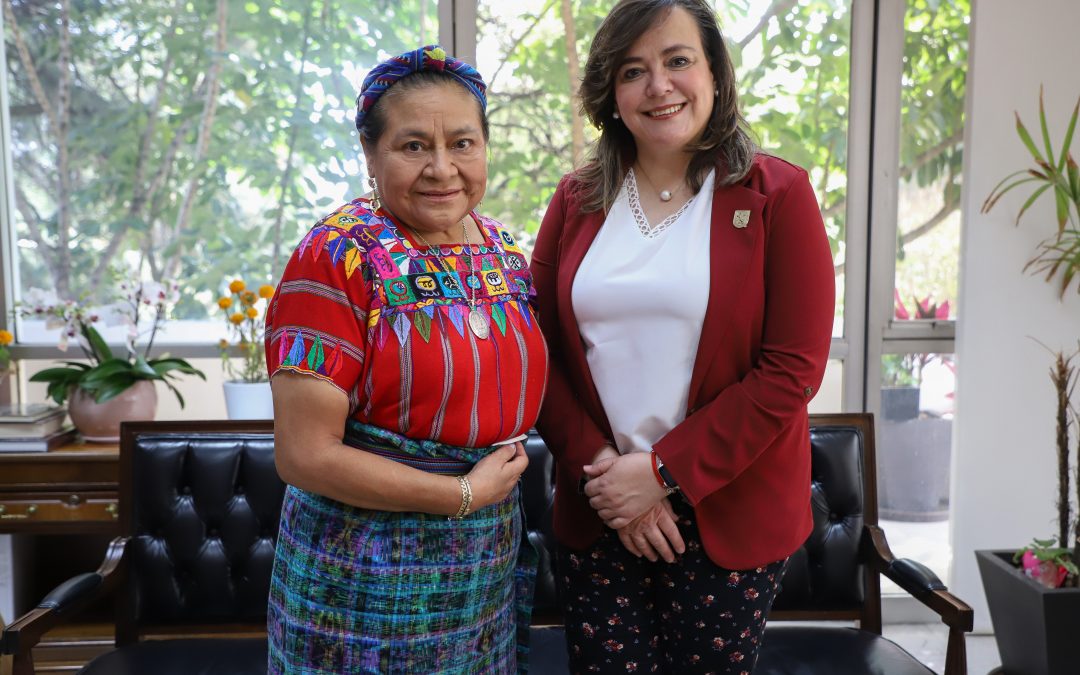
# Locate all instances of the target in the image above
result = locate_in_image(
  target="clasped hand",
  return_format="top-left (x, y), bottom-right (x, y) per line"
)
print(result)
top-left (583, 450), bottom-right (685, 562)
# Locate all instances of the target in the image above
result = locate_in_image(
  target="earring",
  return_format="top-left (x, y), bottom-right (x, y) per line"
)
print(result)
top-left (612, 110), bottom-right (620, 119)
top-left (367, 176), bottom-right (381, 212)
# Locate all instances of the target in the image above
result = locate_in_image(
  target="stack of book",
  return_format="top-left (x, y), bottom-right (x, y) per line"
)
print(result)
top-left (0, 403), bottom-right (76, 452)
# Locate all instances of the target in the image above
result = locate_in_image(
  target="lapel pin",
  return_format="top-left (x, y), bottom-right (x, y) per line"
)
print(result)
top-left (733, 210), bottom-right (750, 228)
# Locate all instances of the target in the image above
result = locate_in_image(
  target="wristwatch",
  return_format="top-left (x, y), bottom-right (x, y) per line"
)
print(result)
top-left (654, 454), bottom-right (680, 494)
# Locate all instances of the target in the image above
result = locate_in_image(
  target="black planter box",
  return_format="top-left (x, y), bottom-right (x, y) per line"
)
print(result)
top-left (976, 549), bottom-right (1080, 675)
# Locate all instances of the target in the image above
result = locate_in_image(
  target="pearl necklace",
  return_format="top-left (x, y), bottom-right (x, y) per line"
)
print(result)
top-left (633, 163), bottom-right (683, 202)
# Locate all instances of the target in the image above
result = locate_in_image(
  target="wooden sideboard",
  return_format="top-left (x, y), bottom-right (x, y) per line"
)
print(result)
top-left (0, 441), bottom-right (120, 672)
top-left (0, 441), bottom-right (120, 534)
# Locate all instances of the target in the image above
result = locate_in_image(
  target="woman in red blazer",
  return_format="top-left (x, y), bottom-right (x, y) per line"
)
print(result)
top-left (532, 0), bottom-right (834, 672)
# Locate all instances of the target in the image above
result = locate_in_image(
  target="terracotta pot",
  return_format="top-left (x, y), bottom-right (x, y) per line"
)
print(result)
top-left (68, 380), bottom-right (158, 442)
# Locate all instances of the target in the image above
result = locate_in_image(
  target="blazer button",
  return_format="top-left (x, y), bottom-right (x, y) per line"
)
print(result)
top-left (804, 386), bottom-right (814, 397)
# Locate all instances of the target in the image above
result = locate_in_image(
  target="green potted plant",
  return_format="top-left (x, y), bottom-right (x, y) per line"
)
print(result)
top-left (216, 278), bottom-right (275, 419)
top-left (21, 280), bottom-right (204, 441)
top-left (977, 88), bottom-right (1080, 675)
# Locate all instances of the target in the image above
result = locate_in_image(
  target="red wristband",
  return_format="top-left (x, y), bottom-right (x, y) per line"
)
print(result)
top-left (650, 451), bottom-right (667, 489)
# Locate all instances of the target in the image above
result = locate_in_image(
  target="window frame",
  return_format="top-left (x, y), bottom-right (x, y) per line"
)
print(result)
top-left (0, 0), bottom-right (957, 415)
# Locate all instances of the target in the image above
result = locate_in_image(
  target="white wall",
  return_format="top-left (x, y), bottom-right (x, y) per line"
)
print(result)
top-left (953, 0), bottom-right (1080, 632)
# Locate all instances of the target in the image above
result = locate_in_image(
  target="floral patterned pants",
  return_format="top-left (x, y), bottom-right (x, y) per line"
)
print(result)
top-left (556, 500), bottom-right (787, 674)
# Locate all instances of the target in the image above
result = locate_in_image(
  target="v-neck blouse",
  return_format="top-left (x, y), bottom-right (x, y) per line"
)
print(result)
top-left (571, 169), bottom-right (715, 455)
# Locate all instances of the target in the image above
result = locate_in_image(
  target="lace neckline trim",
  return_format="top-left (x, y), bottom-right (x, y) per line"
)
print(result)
top-left (624, 168), bottom-right (697, 239)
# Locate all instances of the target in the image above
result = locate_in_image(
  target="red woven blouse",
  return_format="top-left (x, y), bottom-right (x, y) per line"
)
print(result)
top-left (265, 198), bottom-right (548, 447)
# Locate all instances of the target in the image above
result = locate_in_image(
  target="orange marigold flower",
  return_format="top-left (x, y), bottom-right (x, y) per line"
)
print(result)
top-left (228, 279), bottom-right (246, 293)
top-left (0, 329), bottom-right (13, 346)
top-left (258, 284), bottom-right (275, 299)
top-left (217, 297), bottom-right (233, 309)
top-left (218, 338), bottom-right (229, 349)
top-left (229, 313), bottom-right (245, 325)
top-left (241, 291), bottom-right (257, 305)
top-left (245, 307), bottom-right (259, 319)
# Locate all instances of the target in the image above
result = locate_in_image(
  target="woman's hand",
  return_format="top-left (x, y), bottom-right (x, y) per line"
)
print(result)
top-left (465, 442), bottom-right (528, 511)
top-left (617, 498), bottom-right (686, 563)
top-left (591, 444), bottom-right (620, 464)
top-left (583, 451), bottom-right (667, 528)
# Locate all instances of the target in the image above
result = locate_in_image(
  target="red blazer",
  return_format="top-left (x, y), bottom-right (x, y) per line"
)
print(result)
top-left (532, 154), bottom-right (835, 570)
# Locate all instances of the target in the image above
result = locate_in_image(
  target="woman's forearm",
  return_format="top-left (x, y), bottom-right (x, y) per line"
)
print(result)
top-left (276, 439), bottom-right (464, 515)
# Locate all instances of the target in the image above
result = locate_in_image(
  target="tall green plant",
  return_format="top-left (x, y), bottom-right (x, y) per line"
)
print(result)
top-left (984, 89), bottom-right (1080, 586)
top-left (982, 88), bottom-right (1080, 296)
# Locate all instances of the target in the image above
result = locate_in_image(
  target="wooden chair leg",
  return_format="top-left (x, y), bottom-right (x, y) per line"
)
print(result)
top-left (943, 625), bottom-right (968, 675)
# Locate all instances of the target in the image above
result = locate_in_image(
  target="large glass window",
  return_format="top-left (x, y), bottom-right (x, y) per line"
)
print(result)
top-left (4, 0), bottom-right (437, 344)
top-left (477, 1), bottom-right (851, 341)
top-left (876, 0), bottom-right (969, 588)
top-left (0, 0), bottom-right (971, 590)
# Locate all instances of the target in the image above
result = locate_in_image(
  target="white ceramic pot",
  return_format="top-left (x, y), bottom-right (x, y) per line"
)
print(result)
top-left (222, 380), bottom-right (274, 420)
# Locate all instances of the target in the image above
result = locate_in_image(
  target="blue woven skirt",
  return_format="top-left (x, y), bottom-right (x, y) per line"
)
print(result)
top-left (267, 422), bottom-right (536, 674)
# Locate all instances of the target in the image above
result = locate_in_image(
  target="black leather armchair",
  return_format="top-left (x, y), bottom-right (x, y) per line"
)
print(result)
top-left (0, 420), bottom-right (280, 675)
top-left (2, 414), bottom-right (971, 675)
top-left (526, 413), bottom-right (975, 675)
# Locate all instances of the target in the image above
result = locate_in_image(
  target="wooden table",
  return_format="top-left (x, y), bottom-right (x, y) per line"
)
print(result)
top-left (0, 441), bottom-right (120, 671)
top-left (0, 441), bottom-right (120, 534)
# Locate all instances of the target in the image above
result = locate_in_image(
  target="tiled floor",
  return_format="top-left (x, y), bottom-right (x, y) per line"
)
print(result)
top-left (886, 624), bottom-right (1000, 674)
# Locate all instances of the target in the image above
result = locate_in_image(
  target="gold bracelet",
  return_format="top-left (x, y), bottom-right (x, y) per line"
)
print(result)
top-left (450, 475), bottom-right (473, 519)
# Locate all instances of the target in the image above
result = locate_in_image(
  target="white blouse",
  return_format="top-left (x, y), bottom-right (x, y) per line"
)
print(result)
top-left (571, 169), bottom-right (714, 455)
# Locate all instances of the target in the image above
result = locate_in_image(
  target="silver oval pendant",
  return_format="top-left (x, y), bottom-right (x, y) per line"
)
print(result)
top-left (468, 309), bottom-right (490, 339)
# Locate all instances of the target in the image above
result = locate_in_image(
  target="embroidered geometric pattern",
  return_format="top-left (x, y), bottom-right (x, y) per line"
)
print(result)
top-left (264, 195), bottom-right (549, 448)
top-left (264, 199), bottom-right (549, 673)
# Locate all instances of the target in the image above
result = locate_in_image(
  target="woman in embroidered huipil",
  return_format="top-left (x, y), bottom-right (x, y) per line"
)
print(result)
top-left (264, 46), bottom-right (548, 674)
top-left (533, 0), bottom-right (834, 672)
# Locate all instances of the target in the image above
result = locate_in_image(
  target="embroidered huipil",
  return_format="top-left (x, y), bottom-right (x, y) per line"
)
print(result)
top-left (264, 198), bottom-right (548, 674)
top-left (265, 198), bottom-right (548, 447)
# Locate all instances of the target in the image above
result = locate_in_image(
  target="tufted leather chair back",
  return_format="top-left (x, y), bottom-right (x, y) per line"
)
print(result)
top-left (771, 414), bottom-right (879, 620)
top-left (523, 413), bottom-right (881, 629)
top-left (117, 420), bottom-right (280, 643)
top-left (115, 414), bottom-right (877, 644)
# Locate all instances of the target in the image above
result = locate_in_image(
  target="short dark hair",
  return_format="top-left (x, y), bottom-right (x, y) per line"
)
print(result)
top-left (577, 0), bottom-right (757, 212)
top-left (358, 71), bottom-right (490, 146)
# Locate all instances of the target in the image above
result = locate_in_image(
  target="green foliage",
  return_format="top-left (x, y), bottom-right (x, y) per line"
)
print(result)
top-left (30, 321), bottom-right (204, 407)
top-left (881, 353), bottom-right (917, 388)
top-left (481, 0), bottom-right (969, 293)
top-left (5, 0), bottom-right (435, 314)
top-left (1014, 538), bottom-right (1079, 581)
top-left (5, 0), bottom-right (971, 325)
top-left (982, 89), bottom-right (1080, 296)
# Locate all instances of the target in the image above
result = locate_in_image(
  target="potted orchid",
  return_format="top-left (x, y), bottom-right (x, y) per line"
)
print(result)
top-left (216, 278), bottom-right (275, 419)
top-left (20, 281), bottom-right (204, 441)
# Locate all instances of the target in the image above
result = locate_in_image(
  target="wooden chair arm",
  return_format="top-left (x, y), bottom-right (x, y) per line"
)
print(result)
top-left (865, 526), bottom-right (973, 627)
top-left (0, 537), bottom-right (128, 675)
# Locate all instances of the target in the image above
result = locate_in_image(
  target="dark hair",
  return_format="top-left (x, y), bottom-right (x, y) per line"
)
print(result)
top-left (358, 71), bottom-right (490, 146)
top-left (577, 0), bottom-right (757, 212)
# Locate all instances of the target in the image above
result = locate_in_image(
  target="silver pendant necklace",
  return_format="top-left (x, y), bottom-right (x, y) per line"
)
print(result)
top-left (408, 219), bottom-right (489, 340)
top-left (460, 221), bottom-right (489, 339)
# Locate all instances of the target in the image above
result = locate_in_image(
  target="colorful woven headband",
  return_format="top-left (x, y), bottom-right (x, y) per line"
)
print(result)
top-left (354, 45), bottom-right (488, 134)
